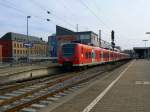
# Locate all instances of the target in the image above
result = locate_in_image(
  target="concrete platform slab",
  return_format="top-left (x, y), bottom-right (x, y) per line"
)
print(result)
top-left (0, 63), bottom-right (60, 85)
top-left (40, 60), bottom-right (150, 112)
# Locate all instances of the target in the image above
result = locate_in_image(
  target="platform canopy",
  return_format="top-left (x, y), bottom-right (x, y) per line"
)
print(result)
top-left (133, 47), bottom-right (150, 59)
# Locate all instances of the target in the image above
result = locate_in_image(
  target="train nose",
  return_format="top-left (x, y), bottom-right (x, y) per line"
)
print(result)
top-left (64, 58), bottom-right (70, 62)
top-left (62, 57), bottom-right (73, 68)
top-left (63, 57), bottom-right (74, 62)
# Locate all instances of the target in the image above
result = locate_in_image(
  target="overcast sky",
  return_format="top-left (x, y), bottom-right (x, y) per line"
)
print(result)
top-left (0, 0), bottom-right (150, 49)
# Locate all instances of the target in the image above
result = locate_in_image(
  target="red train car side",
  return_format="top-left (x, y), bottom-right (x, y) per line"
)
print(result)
top-left (58, 43), bottom-right (129, 67)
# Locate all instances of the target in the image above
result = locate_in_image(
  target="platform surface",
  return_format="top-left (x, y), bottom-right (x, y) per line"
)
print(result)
top-left (44, 60), bottom-right (150, 112)
top-left (0, 62), bottom-right (58, 76)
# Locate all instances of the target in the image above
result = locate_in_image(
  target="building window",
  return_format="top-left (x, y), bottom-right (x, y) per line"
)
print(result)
top-left (14, 43), bottom-right (16, 48)
top-left (14, 49), bottom-right (16, 54)
top-left (17, 43), bottom-right (19, 48)
top-left (20, 44), bottom-right (22, 48)
top-left (17, 50), bottom-right (19, 54)
top-left (20, 50), bottom-right (22, 54)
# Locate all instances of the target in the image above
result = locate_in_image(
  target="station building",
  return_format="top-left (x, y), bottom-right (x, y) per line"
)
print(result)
top-left (0, 32), bottom-right (48, 62)
top-left (48, 34), bottom-right (57, 57)
top-left (48, 25), bottom-right (100, 58)
top-left (56, 25), bottom-right (100, 47)
top-left (75, 31), bottom-right (99, 47)
top-left (134, 47), bottom-right (150, 59)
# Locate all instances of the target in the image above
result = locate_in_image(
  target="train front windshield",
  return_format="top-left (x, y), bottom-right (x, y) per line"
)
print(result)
top-left (62, 44), bottom-right (75, 57)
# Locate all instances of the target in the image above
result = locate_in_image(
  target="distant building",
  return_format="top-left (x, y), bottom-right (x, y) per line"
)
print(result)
top-left (54, 26), bottom-right (77, 57)
top-left (56, 25), bottom-right (100, 46)
top-left (133, 47), bottom-right (150, 59)
top-left (76, 31), bottom-right (99, 47)
top-left (48, 26), bottom-right (112, 58)
top-left (48, 25), bottom-right (117, 58)
top-left (0, 32), bottom-right (48, 62)
top-left (48, 35), bottom-right (57, 57)
top-left (123, 49), bottom-right (134, 58)
top-left (0, 39), bottom-right (12, 62)
top-left (101, 40), bottom-right (111, 49)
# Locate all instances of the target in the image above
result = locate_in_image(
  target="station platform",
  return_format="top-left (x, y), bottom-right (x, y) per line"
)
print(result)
top-left (0, 62), bottom-right (58, 77)
top-left (42, 60), bottom-right (150, 112)
top-left (0, 62), bottom-right (59, 85)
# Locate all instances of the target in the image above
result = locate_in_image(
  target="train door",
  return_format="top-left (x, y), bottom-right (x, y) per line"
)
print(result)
top-left (101, 49), bottom-right (104, 63)
top-left (92, 49), bottom-right (95, 63)
top-left (108, 50), bottom-right (110, 62)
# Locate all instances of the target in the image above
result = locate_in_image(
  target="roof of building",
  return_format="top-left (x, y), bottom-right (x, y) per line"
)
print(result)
top-left (75, 31), bottom-right (98, 36)
top-left (133, 47), bottom-right (150, 50)
top-left (0, 32), bottom-right (46, 44)
top-left (56, 25), bottom-right (75, 36)
top-left (56, 25), bottom-right (98, 36)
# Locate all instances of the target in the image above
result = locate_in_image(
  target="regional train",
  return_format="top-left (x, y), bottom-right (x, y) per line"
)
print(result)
top-left (58, 43), bottom-right (129, 68)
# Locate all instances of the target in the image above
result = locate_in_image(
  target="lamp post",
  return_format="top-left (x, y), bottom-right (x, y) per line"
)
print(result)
top-left (145, 32), bottom-right (150, 60)
top-left (27, 16), bottom-right (31, 63)
top-left (26, 14), bottom-right (50, 63)
top-left (142, 39), bottom-right (148, 59)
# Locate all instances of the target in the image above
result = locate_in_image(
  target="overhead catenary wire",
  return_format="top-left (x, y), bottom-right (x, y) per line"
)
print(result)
top-left (1, 0), bottom-right (122, 43)
top-left (78, 0), bottom-right (112, 31)
top-left (78, 0), bottom-right (124, 42)
top-left (0, 1), bottom-right (27, 17)
top-left (59, 0), bottom-right (89, 31)
top-left (0, 0), bottom-right (48, 22)
top-left (77, 0), bottom-right (113, 44)
top-left (92, 0), bottom-right (125, 40)
top-left (0, 1), bottom-right (55, 35)
top-left (29, 0), bottom-right (76, 30)
top-left (3, 0), bottom-right (110, 35)
top-left (0, 0), bottom-right (75, 33)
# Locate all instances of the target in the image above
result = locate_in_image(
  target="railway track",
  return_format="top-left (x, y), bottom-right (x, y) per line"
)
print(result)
top-left (0, 71), bottom-right (76, 95)
top-left (0, 61), bottom-right (127, 112)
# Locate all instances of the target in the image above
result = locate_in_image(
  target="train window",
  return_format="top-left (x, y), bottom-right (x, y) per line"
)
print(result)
top-left (86, 52), bottom-right (88, 59)
top-left (88, 52), bottom-right (91, 58)
top-left (103, 53), bottom-right (105, 58)
top-left (99, 53), bottom-right (102, 58)
top-left (104, 53), bottom-right (109, 58)
top-left (81, 47), bottom-right (83, 53)
top-left (96, 52), bottom-right (98, 58)
top-left (92, 52), bottom-right (95, 58)
top-left (62, 44), bottom-right (75, 57)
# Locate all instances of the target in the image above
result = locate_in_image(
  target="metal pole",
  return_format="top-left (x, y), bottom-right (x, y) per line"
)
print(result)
top-left (76, 24), bottom-right (78, 32)
top-left (144, 40), bottom-right (146, 59)
top-left (142, 40), bottom-right (148, 59)
top-left (27, 16), bottom-right (31, 63)
top-left (145, 41), bottom-right (146, 59)
top-left (99, 30), bottom-right (101, 47)
top-left (148, 47), bottom-right (149, 60)
top-left (145, 32), bottom-right (150, 60)
top-left (27, 16), bottom-right (29, 63)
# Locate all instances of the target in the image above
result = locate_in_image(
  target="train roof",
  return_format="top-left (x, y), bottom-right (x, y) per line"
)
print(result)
top-left (62, 43), bottom-right (129, 55)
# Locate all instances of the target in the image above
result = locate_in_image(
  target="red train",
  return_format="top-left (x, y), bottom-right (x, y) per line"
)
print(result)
top-left (58, 43), bottom-right (129, 67)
